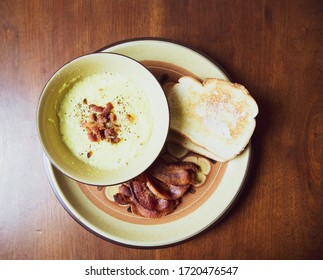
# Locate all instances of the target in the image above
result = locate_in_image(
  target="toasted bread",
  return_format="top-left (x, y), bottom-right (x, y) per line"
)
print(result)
top-left (165, 76), bottom-right (258, 161)
top-left (167, 131), bottom-right (226, 161)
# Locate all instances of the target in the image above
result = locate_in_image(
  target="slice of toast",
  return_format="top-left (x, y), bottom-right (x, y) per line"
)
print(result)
top-left (165, 77), bottom-right (258, 161)
top-left (167, 131), bottom-right (226, 162)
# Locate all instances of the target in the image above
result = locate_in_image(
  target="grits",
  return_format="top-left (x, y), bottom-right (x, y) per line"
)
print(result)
top-left (57, 72), bottom-right (152, 170)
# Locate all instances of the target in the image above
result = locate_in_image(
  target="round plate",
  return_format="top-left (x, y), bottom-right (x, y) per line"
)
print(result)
top-left (45, 38), bottom-right (251, 248)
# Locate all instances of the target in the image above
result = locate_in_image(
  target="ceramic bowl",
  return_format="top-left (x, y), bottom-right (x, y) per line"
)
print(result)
top-left (37, 52), bottom-right (169, 186)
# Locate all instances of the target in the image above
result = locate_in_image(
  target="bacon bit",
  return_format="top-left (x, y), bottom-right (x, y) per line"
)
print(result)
top-left (87, 151), bottom-right (93, 158)
top-left (109, 112), bottom-right (117, 122)
top-left (89, 113), bottom-right (96, 122)
top-left (104, 128), bottom-right (117, 138)
top-left (126, 114), bottom-right (133, 121)
top-left (83, 98), bottom-right (88, 105)
top-left (80, 120), bottom-right (87, 127)
top-left (89, 104), bottom-right (104, 113)
top-left (81, 102), bottom-right (121, 144)
top-left (97, 115), bottom-right (107, 128)
top-left (106, 102), bottom-right (113, 111)
top-left (87, 131), bottom-right (98, 142)
top-left (102, 102), bottom-right (113, 117)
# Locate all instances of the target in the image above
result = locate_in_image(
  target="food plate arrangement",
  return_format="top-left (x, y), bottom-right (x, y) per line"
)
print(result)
top-left (44, 39), bottom-right (252, 247)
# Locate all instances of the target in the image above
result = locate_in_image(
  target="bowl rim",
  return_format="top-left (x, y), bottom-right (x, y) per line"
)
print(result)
top-left (37, 52), bottom-right (170, 186)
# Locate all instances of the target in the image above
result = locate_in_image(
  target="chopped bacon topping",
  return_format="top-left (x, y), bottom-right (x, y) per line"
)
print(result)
top-left (87, 151), bottom-right (93, 158)
top-left (89, 104), bottom-right (104, 113)
top-left (81, 102), bottom-right (120, 144)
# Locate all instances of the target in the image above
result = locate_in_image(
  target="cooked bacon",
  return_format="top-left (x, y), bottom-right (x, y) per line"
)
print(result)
top-left (149, 160), bottom-right (200, 186)
top-left (81, 101), bottom-right (120, 144)
top-left (113, 161), bottom-right (200, 218)
top-left (109, 112), bottom-right (117, 121)
top-left (102, 102), bottom-right (113, 117)
top-left (104, 127), bottom-right (117, 138)
top-left (87, 151), bottom-right (93, 158)
top-left (87, 131), bottom-right (98, 142)
top-left (114, 175), bottom-right (179, 218)
top-left (113, 185), bottom-right (132, 205)
top-left (97, 114), bottom-right (107, 127)
top-left (146, 175), bottom-right (190, 200)
top-left (89, 113), bottom-right (97, 122)
top-left (89, 104), bottom-right (104, 113)
top-left (130, 175), bottom-right (172, 211)
top-left (120, 194), bottom-right (177, 219)
top-left (104, 128), bottom-right (120, 143)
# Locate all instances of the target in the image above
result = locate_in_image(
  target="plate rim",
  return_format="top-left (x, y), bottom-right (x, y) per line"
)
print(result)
top-left (97, 37), bottom-right (233, 81)
top-left (45, 38), bottom-right (253, 248)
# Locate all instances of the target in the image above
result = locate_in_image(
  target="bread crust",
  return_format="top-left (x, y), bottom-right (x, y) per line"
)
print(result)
top-left (167, 130), bottom-right (226, 161)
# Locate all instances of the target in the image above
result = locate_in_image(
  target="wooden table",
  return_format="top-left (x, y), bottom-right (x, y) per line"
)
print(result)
top-left (0, 0), bottom-right (322, 260)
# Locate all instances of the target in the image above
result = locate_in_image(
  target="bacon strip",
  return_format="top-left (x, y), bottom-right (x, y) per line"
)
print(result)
top-left (146, 175), bottom-right (190, 200)
top-left (113, 161), bottom-right (200, 218)
top-left (113, 175), bottom-right (179, 219)
top-left (149, 160), bottom-right (200, 186)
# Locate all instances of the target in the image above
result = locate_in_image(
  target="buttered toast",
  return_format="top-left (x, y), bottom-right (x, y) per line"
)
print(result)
top-left (165, 76), bottom-right (258, 162)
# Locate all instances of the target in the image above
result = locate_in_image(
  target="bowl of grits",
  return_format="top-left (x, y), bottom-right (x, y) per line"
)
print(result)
top-left (37, 53), bottom-right (169, 186)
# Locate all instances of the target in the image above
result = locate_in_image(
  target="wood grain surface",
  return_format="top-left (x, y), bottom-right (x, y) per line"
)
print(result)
top-left (0, 0), bottom-right (322, 260)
